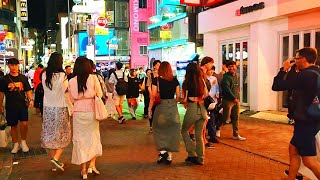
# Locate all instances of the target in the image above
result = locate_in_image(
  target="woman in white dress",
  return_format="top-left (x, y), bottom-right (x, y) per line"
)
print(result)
top-left (41, 52), bottom-right (71, 171)
top-left (68, 56), bottom-right (103, 179)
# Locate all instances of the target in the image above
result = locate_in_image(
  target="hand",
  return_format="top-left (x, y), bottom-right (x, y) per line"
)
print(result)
top-left (215, 94), bottom-right (219, 98)
top-left (148, 110), bottom-right (152, 119)
top-left (29, 100), bottom-right (34, 108)
top-left (183, 102), bottom-right (188, 109)
top-left (233, 99), bottom-right (239, 105)
top-left (282, 58), bottom-right (295, 71)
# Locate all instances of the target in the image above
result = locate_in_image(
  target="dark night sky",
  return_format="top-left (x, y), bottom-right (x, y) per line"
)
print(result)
top-left (27, 0), bottom-right (46, 30)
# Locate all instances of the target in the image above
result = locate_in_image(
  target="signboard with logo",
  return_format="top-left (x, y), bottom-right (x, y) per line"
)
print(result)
top-left (21, 0), bottom-right (28, 21)
top-left (235, 2), bottom-right (265, 16)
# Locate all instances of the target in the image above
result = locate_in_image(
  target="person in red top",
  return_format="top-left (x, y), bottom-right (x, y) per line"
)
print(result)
top-left (33, 64), bottom-right (44, 90)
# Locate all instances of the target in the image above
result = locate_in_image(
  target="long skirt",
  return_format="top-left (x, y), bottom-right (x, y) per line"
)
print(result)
top-left (41, 107), bottom-right (71, 149)
top-left (72, 112), bottom-right (102, 165)
top-left (152, 99), bottom-right (181, 152)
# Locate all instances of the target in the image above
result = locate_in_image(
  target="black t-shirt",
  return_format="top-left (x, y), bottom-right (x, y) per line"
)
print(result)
top-left (152, 77), bottom-right (179, 99)
top-left (185, 81), bottom-right (203, 97)
top-left (0, 74), bottom-right (31, 109)
top-left (126, 77), bottom-right (140, 98)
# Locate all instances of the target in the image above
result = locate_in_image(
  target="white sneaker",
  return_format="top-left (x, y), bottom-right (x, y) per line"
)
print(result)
top-left (20, 141), bottom-right (29, 152)
top-left (216, 130), bottom-right (221, 138)
top-left (233, 135), bottom-right (246, 141)
top-left (11, 143), bottom-right (20, 154)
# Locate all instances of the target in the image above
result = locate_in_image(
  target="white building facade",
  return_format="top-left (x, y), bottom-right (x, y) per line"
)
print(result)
top-left (198, 0), bottom-right (320, 111)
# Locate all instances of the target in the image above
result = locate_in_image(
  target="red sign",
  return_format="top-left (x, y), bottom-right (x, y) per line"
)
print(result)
top-left (97, 17), bottom-right (107, 27)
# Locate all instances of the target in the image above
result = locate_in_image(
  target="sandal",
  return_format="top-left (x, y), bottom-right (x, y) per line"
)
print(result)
top-left (81, 169), bottom-right (87, 179)
top-left (88, 165), bottom-right (100, 175)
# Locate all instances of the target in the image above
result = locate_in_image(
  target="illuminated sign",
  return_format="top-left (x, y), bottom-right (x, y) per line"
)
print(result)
top-left (132, 0), bottom-right (139, 32)
top-left (160, 31), bottom-right (172, 39)
top-left (181, 0), bottom-right (235, 7)
top-left (20, 0), bottom-right (28, 21)
top-left (235, 2), bottom-right (265, 16)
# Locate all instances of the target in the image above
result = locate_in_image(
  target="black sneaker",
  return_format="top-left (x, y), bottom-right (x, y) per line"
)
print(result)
top-left (194, 157), bottom-right (204, 165)
top-left (185, 156), bottom-right (197, 163)
top-left (288, 119), bottom-right (295, 125)
top-left (132, 117), bottom-right (136, 120)
top-left (157, 152), bottom-right (168, 164)
top-left (205, 143), bottom-right (215, 149)
top-left (50, 158), bottom-right (64, 171)
top-left (284, 170), bottom-right (303, 180)
top-left (119, 116), bottom-right (125, 124)
top-left (208, 138), bottom-right (220, 144)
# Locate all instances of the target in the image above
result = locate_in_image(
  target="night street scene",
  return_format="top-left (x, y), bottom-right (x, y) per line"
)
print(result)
top-left (0, 0), bottom-right (319, 179)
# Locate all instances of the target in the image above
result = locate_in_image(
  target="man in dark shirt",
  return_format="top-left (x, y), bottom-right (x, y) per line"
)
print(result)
top-left (0, 58), bottom-right (34, 154)
top-left (65, 65), bottom-right (73, 81)
top-left (219, 61), bottom-right (246, 141)
top-left (272, 47), bottom-right (320, 179)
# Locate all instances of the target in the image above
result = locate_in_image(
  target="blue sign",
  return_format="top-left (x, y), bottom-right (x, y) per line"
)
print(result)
top-left (78, 29), bottom-right (115, 56)
top-left (0, 42), bottom-right (5, 51)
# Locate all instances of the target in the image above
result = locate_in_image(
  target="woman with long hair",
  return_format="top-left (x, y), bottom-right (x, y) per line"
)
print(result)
top-left (148, 61), bottom-right (180, 164)
top-left (181, 62), bottom-right (208, 165)
top-left (41, 52), bottom-right (71, 171)
top-left (143, 69), bottom-right (152, 130)
top-left (68, 57), bottom-right (103, 179)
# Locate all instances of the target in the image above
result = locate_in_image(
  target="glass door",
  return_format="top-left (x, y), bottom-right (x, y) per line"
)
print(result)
top-left (220, 39), bottom-right (249, 106)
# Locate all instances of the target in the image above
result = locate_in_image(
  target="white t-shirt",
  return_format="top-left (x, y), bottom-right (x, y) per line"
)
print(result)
top-left (42, 72), bottom-right (68, 107)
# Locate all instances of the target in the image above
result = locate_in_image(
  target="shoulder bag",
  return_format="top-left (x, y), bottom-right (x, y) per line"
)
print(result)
top-left (93, 76), bottom-right (109, 121)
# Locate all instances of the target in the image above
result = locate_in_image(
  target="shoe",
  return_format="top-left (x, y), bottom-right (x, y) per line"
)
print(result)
top-left (233, 135), bottom-right (246, 141)
top-left (132, 117), bottom-right (136, 120)
top-left (118, 116), bottom-right (125, 124)
top-left (205, 143), bottom-right (215, 149)
top-left (185, 156), bottom-right (197, 163)
top-left (288, 119), bottom-right (295, 125)
top-left (81, 169), bottom-right (88, 179)
top-left (149, 127), bottom-right (153, 133)
top-left (144, 115), bottom-right (148, 118)
top-left (194, 157), bottom-right (204, 165)
top-left (20, 141), bottom-right (29, 152)
top-left (88, 165), bottom-right (100, 175)
top-left (189, 133), bottom-right (195, 141)
top-left (216, 130), bottom-right (221, 138)
top-left (208, 138), bottom-right (219, 144)
top-left (50, 158), bottom-right (64, 171)
top-left (157, 152), bottom-right (168, 164)
top-left (11, 143), bottom-right (21, 154)
top-left (51, 163), bottom-right (64, 171)
top-left (284, 170), bottom-right (303, 180)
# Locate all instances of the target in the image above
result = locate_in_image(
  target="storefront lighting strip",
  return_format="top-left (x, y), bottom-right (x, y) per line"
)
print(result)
top-left (148, 38), bottom-right (188, 50)
top-left (148, 12), bottom-right (187, 30)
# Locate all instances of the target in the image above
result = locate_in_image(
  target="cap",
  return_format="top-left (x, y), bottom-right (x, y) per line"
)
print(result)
top-left (7, 58), bottom-right (19, 65)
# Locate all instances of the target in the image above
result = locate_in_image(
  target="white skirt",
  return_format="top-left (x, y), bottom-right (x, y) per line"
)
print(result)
top-left (71, 112), bottom-right (102, 165)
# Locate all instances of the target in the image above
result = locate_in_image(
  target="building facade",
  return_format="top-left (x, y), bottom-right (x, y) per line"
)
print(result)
top-left (129, 0), bottom-right (154, 68)
top-left (198, 0), bottom-right (320, 111)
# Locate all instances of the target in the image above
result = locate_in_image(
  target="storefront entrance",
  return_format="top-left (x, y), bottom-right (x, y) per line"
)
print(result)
top-left (220, 39), bottom-right (249, 106)
top-left (279, 28), bottom-right (320, 109)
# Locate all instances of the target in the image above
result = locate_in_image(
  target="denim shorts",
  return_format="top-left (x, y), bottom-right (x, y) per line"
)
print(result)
top-left (6, 108), bottom-right (29, 126)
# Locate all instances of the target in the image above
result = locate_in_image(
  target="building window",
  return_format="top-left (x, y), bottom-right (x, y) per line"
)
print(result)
top-left (139, 0), bottom-right (147, 8)
top-left (139, 22), bottom-right (147, 32)
top-left (115, 1), bottom-right (129, 28)
top-left (139, 45), bottom-right (147, 55)
top-left (116, 29), bottom-right (130, 56)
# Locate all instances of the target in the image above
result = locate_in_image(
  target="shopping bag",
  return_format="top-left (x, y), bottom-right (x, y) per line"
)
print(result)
top-left (95, 96), bottom-right (108, 121)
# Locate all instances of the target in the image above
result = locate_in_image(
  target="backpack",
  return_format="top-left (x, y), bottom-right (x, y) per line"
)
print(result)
top-left (113, 72), bottom-right (128, 96)
top-left (306, 69), bottom-right (320, 118)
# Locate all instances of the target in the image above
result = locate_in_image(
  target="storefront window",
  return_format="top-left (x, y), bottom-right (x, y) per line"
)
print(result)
top-left (304, 33), bottom-right (311, 47)
top-left (293, 34), bottom-right (299, 56)
top-left (282, 36), bottom-right (289, 61)
top-left (115, 0), bottom-right (129, 28)
top-left (316, 31), bottom-right (320, 66)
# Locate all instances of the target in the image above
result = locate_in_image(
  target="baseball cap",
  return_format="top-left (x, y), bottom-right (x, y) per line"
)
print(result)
top-left (7, 58), bottom-right (19, 65)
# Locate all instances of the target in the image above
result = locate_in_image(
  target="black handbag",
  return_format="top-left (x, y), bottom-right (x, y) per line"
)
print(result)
top-left (204, 95), bottom-right (216, 110)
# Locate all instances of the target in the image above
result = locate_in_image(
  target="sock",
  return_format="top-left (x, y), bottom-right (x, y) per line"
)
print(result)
top-left (167, 152), bottom-right (172, 161)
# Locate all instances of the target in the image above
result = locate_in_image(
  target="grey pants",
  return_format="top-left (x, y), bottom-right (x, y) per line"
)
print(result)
top-left (181, 102), bottom-right (207, 158)
top-left (222, 99), bottom-right (240, 136)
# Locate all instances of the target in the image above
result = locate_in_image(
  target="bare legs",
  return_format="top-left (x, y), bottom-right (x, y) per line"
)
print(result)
top-left (11, 122), bottom-right (28, 143)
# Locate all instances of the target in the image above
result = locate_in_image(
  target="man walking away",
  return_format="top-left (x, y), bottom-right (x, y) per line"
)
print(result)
top-left (272, 47), bottom-right (320, 179)
top-left (0, 58), bottom-right (34, 153)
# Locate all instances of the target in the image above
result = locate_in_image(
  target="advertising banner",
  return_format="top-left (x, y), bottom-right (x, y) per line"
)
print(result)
top-left (21, 0), bottom-right (28, 21)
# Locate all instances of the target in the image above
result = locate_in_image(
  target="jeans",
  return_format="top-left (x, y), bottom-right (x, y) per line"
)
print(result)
top-left (217, 99), bottom-right (240, 136)
top-left (207, 110), bottom-right (217, 141)
top-left (181, 102), bottom-right (207, 158)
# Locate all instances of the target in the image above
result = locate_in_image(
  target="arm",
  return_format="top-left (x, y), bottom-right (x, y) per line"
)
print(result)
top-left (26, 90), bottom-right (34, 108)
top-left (176, 85), bottom-right (180, 102)
top-left (148, 84), bottom-right (158, 112)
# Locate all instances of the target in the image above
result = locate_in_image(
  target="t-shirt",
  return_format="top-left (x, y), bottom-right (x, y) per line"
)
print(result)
top-left (126, 77), bottom-right (140, 98)
top-left (0, 74), bottom-right (31, 109)
top-left (152, 77), bottom-right (179, 99)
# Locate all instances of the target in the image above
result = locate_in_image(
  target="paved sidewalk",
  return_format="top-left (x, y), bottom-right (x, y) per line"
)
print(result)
top-left (0, 107), bottom-right (296, 180)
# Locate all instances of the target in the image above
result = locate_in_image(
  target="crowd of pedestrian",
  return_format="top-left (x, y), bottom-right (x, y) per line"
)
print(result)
top-left (0, 47), bottom-right (319, 179)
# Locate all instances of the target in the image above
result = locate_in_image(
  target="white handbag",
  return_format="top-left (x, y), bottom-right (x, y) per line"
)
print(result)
top-left (95, 96), bottom-right (108, 121)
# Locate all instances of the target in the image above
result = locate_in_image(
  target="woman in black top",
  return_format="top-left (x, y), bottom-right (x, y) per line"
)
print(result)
top-left (126, 69), bottom-right (140, 120)
top-left (181, 63), bottom-right (207, 165)
top-left (142, 69), bottom-right (152, 120)
top-left (148, 61), bottom-right (180, 164)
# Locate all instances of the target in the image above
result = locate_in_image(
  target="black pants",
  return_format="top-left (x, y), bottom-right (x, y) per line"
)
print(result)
top-left (207, 110), bottom-right (217, 141)
top-left (143, 94), bottom-right (150, 116)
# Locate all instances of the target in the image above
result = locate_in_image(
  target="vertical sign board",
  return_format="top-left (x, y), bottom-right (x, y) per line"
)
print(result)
top-left (20, 0), bottom-right (28, 21)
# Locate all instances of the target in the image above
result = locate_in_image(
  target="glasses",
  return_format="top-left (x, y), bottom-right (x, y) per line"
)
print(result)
top-left (294, 56), bottom-right (304, 60)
